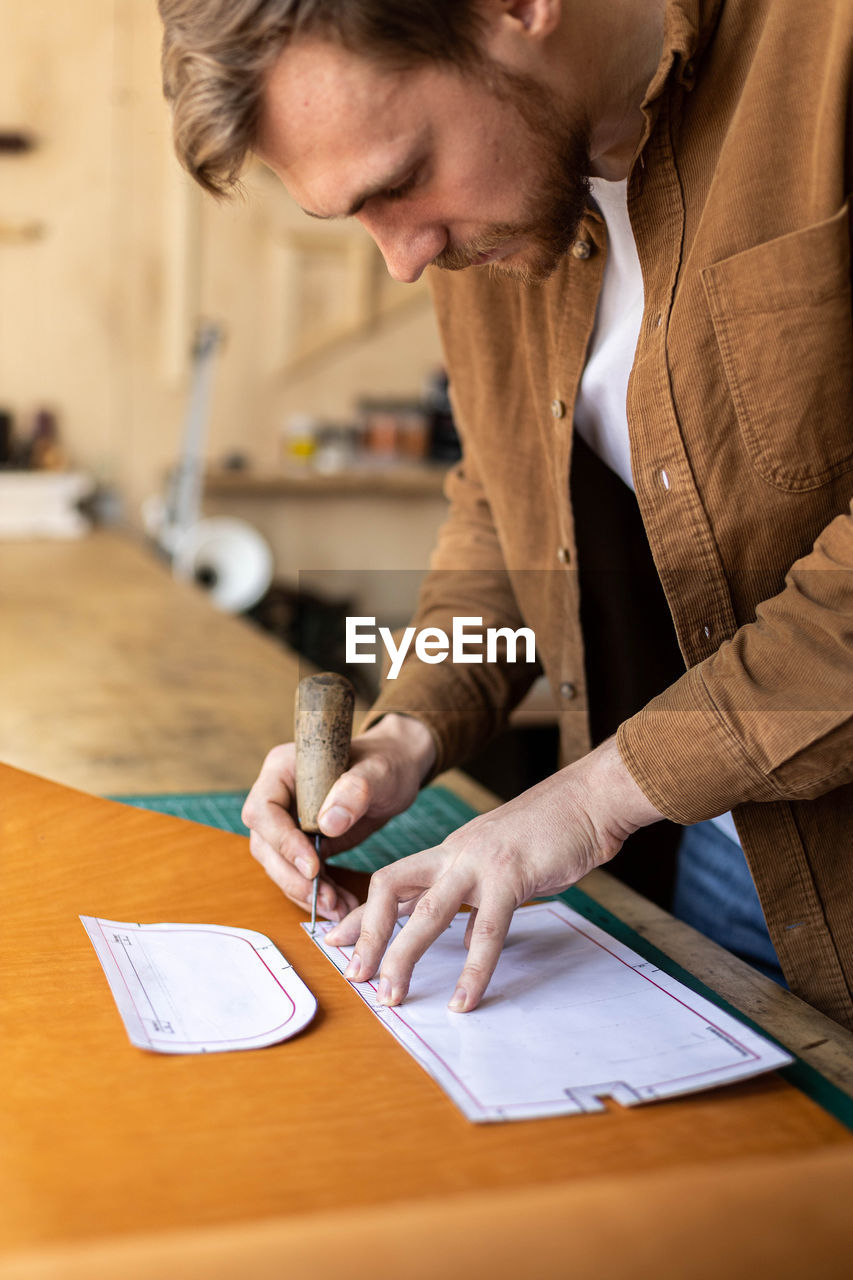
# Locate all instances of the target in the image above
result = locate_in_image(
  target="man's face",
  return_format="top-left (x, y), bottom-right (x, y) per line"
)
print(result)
top-left (258, 38), bottom-right (591, 284)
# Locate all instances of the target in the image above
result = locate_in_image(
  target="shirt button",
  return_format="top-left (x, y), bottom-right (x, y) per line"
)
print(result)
top-left (659, 468), bottom-right (671, 491)
top-left (572, 239), bottom-right (592, 260)
top-left (557, 546), bottom-right (571, 564)
top-left (559, 682), bottom-right (577, 700)
top-left (683, 59), bottom-right (696, 82)
top-left (551, 398), bottom-right (566, 419)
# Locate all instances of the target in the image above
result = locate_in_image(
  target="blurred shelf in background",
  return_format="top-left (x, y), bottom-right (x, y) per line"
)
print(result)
top-left (204, 463), bottom-right (451, 499)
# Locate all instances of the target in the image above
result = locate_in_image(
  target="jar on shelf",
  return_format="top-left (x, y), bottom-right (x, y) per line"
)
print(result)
top-left (280, 414), bottom-right (317, 468)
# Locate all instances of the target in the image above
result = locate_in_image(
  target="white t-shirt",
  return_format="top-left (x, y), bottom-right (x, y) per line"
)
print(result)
top-left (574, 176), bottom-right (739, 845)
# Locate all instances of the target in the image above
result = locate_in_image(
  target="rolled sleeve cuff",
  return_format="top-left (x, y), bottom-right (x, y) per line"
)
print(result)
top-left (617, 668), bottom-right (783, 825)
top-left (359, 699), bottom-right (449, 784)
top-left (361, 675), bottom-right (495, 782)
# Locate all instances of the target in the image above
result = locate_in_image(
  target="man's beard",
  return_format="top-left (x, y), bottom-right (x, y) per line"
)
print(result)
top-left (434, 63), bottom-right (591, 284)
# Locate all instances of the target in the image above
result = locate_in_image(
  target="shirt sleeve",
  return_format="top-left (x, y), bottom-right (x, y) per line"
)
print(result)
top-left (618, 500), bottom-right (853, 822)
top-left (362, 448), bottom-right (541, 776)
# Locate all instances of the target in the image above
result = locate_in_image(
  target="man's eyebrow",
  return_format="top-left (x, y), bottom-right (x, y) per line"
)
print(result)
top-left (299, 153), bottom-right (424, 221)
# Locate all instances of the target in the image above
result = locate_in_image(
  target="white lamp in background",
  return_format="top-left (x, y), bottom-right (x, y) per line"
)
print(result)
top-left (144, 320), bottom-right (275, 614)
top-left (171, 516), bottom-right (274, 613)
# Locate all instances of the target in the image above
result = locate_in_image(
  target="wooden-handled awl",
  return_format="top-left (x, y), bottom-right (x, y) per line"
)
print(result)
top-left (294, 672), bottom-right (355, 934)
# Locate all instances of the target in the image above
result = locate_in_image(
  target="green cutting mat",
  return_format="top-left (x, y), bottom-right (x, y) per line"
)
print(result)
top-left (109, 791), bottom-right (252, 834)
top-left (107, 784), bottom-right (474, 872)
top-left (108, 784), bottom-right (853, 1130)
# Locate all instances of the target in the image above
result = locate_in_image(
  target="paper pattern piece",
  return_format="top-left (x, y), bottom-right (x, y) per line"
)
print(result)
top-left (81, 917), bottom-right (316, 1053)
top-left (307, 901), bottom-right (791, 1121)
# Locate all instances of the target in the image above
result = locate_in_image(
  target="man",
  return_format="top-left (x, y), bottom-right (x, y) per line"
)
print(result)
top-left (158, 0), bottom-right (853, 1028)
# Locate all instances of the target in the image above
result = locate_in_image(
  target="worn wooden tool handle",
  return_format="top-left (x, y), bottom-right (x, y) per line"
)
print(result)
top-left (294, 672), bottom-right (355, 833)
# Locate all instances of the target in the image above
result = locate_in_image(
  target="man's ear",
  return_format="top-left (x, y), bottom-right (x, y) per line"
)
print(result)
top-left (478, 0), bottom-right (562, 41)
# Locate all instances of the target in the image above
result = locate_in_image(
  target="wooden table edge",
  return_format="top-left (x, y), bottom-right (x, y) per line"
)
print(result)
top-left (2, 1144), bottom-right (852, 1280)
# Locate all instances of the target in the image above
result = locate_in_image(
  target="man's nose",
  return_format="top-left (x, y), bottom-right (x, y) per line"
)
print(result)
top-left (357, 213), bottom-right (446, 284)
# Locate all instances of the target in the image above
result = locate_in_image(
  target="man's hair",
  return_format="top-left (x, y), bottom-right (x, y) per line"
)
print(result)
top-left (159, 0), bottom-right (486, 198)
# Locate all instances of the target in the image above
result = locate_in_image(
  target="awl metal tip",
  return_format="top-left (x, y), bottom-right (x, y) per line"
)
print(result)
top-left (310, 833), bottom-right (321, 935)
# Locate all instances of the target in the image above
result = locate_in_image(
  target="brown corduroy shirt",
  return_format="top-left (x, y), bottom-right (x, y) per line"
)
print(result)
top-left (367, 0), bottom-right (853, 1027)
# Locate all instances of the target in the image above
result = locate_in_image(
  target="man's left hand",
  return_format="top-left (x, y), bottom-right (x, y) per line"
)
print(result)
top-left (325, 735), bottom-right (665, 1011)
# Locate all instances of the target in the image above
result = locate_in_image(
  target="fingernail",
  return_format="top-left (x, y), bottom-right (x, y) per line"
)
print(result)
top-left (448, 986), bottom-right (467, 1012)
top-left (320, 887), bottom-right (337, 911)
top-left (377, 976), bottom-right (394, 1005)
top-left (295, 856), bottom-right (313, 878)
top-left (319, 805), bottom-right (350, 837)
top-left (344, 953), bottom-right (362, 981)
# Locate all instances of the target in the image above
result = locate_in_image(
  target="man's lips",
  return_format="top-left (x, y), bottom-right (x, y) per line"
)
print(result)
top-left (434, 235), bottom-right (523, 272)
top-left (473, 241), bottom-right (517, 265)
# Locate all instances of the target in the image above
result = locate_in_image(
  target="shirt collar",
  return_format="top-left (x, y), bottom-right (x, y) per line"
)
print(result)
top-left (641, 0), bottom-right (725, 108)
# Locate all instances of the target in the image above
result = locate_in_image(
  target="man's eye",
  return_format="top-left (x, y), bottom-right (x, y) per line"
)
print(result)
top-left (385, 175), bottom-right (417, 202)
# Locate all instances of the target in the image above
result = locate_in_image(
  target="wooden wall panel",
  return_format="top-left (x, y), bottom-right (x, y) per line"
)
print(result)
top-left (1, 3), bottom-right (443, 572)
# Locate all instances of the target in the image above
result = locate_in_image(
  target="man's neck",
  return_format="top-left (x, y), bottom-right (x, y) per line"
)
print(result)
top-left (560, 0), bottom-right (667, 180)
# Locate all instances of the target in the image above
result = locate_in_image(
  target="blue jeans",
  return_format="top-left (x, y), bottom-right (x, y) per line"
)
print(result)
top-left (673, 819), bottom-right (787, 986)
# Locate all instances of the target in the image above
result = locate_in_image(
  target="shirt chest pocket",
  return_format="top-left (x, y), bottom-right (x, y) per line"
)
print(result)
top-left (702, 204), bottom-right (853, 492)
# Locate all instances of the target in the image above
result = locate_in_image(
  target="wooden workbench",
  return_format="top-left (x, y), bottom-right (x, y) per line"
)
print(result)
top-left (0, 530), bottom-right (312, 794)
top-left (1, 532), bottom-right (852, 1277)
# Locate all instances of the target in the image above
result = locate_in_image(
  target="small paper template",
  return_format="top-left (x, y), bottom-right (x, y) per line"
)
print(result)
top-left (81, 916), bottom-right (316, 1053)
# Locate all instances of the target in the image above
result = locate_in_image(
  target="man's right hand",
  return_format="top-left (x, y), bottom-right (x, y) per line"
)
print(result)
top-left (241, 712), bottom-right (437, 922)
